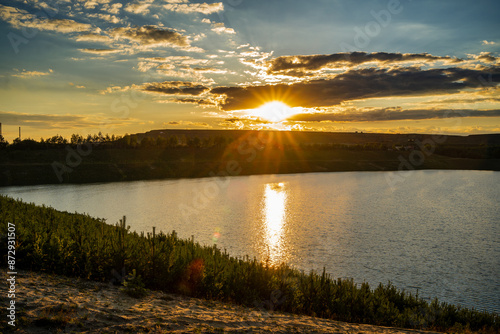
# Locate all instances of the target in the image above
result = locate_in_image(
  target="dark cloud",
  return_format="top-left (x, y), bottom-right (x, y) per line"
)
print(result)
top-left (0, 111), bottom-right (132, 129)
top-left (80, 48), bottom-right (121, 54)
top-left (163, 121), bottom-right (211, 128)
top-left (267, 52), bottom-right (462, 76)
top-left (111, 26), bottom-right (188, 47)
top-left (289, 108), bottom-right (500, 122)
top-left (477, 53), bottom-right (498, 63)
top-left (210, 66), bottom-right (500, 110)
top-left (223, 117), bottom-right (271, 124)
top-left (143, 81), bottom-right (209, 95)
top-left (172, 98), bottom-right (214, 105)
top-left (422, 97), bottom-right (500, 104)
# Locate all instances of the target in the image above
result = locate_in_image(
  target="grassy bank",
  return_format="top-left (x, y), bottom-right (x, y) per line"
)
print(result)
top-left (1, 195), bottom-right (498, 333)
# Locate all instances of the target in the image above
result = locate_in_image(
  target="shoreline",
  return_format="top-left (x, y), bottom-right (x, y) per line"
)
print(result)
top-left (2, 269), bottom-right (443, 333)
top-left (1, 167), bottom-right (499, 189)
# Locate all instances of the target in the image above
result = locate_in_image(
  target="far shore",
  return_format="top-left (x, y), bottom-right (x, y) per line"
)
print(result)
top-left (1, 147), bottom-right (499, 187)
top-left (1, 130), bottom-right (499, 187)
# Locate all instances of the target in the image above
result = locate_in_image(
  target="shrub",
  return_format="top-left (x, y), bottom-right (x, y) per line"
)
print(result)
top-left (121, 269), bottom-right (148, 298)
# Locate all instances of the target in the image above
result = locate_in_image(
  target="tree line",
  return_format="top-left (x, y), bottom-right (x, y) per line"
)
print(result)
top-left (1, 132), bottom-right (499, 158)
top-left (0, 132), bottom-right (236, 150)
top-left (0, 132), bottom-right (122, 149)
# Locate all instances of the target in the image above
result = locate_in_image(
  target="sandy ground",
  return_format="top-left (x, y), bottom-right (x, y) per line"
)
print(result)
top-left (1, 270), bottom-right (442, 334)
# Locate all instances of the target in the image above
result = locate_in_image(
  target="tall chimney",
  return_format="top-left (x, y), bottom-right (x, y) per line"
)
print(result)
top-left (0, 123), bottom-right (2, 137)
top-left (19, 126), bottom-right (21, 140)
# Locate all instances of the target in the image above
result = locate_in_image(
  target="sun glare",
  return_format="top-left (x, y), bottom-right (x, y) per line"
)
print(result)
top-left (261, 182), bottom-right (289, 265)
top-left (251, 101), bottom-right (300, 122)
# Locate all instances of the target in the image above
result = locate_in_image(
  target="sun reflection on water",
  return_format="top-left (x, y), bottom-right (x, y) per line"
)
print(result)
top-left (261, 182), bottom-right (289, 266)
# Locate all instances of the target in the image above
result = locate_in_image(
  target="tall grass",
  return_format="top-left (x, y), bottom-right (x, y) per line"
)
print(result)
top-left (0, 195), bottom-right (497, 333)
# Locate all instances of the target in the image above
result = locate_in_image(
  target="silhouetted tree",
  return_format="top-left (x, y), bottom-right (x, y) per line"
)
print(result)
top-left (47, 135), bottom-right (67, 145)
top-left (214, 135), bottom-right (226, 148)
top-left (140, 136), bottom-right (155, 148)
top-left (188, 136), bottom-right (201, 148)
top-left (0, 135), bottom-right (8, 149)
top-left (71, 134), bottom-right (84, 145)
top-left (157, 136), bottom-right (168, 148)
top-left (168, 135), bottom-right (178, 147)
top-left (129, 135), bottom-right (139, 148)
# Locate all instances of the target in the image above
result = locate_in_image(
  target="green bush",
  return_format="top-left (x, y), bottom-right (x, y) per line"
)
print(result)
top-left (121, 269), bottom-right (148, 298)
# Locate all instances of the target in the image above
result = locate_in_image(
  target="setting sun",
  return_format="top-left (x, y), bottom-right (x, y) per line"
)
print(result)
top-left (251, 101), bottom-right (302, 122)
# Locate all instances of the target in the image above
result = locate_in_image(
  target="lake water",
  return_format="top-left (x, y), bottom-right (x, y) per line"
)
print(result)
top-left (1, 170), bottom-right (499, 313)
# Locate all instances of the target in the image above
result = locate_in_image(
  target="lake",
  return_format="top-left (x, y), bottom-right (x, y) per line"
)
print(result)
top-left (1, 170), bottom-right (498, 313)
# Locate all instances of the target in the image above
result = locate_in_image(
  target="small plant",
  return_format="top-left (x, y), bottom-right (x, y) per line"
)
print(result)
top-left (121, 269), bottom-right (148, 298)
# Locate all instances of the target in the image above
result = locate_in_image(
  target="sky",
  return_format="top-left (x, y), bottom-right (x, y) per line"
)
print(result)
top-left (0, 0), bottom-right (499, 141)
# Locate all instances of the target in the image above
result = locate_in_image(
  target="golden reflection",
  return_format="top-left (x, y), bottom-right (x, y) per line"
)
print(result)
top-left (261, 182), bottom-right (289, 266)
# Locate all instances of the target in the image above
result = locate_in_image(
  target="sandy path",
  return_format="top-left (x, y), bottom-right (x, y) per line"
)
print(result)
top-left (1, 270), bottom-right (442, 333)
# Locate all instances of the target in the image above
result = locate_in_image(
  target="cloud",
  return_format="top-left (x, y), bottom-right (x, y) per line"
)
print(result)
top-left (110, 26), bottom-right (189, 47)
top-left (124, 0), bottom-right (155, 15)
top-left (168, 98), bottom-right (214, 105)
top-left (142, 81), bottom-right (209, 95)
top-left (0, 4), bottom-right (36, 28)
top-left (102, 3), bottom-right (123, 14)
top-left (192, 67), bottom-right (228, 74)
top-left (75, 33), bottom-right (113, 43)
top-left (266, 52), bottom-right (462, 77)
top-left (79, 48), bottom-right (122, 54)
top-left (210, 66), bottom-right (500, 110)
top-left (163, 120), bottom-right (212, 128)
top-left (476, 52), bottom-right (498, 63)
top-left (420, 87), bottom-right (500, 105)
top-left (164, 2), bottom-right (224, 14)
top-left (134, 56), bottom-right (225, 80)
top-left (37, 18), bottom-right (92, 33)
top-left (289, 107), bottom-right (500, 122)
top-left (211, 22), bottom-right (235, 35)
top-left (12, 69), bottom-right (53, 78)
top-left (482, 40), bottom-right (496, 45)
top-left (69, 83), bottom-right (86, 89)
top-left (87, 13), bottom-right (120, 24)
top-left (99, 85), bottom-right (136, 95)
top-left (82, 0), bottom-right (113, 10)
top-left (0, 110), bottom-right (134, 129)
top-left (0, 5), bottom-right (92, 34)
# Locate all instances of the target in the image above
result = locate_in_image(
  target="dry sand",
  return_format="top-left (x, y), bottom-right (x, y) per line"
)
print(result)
top-left (1, 270), bottom-right (442, 333)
